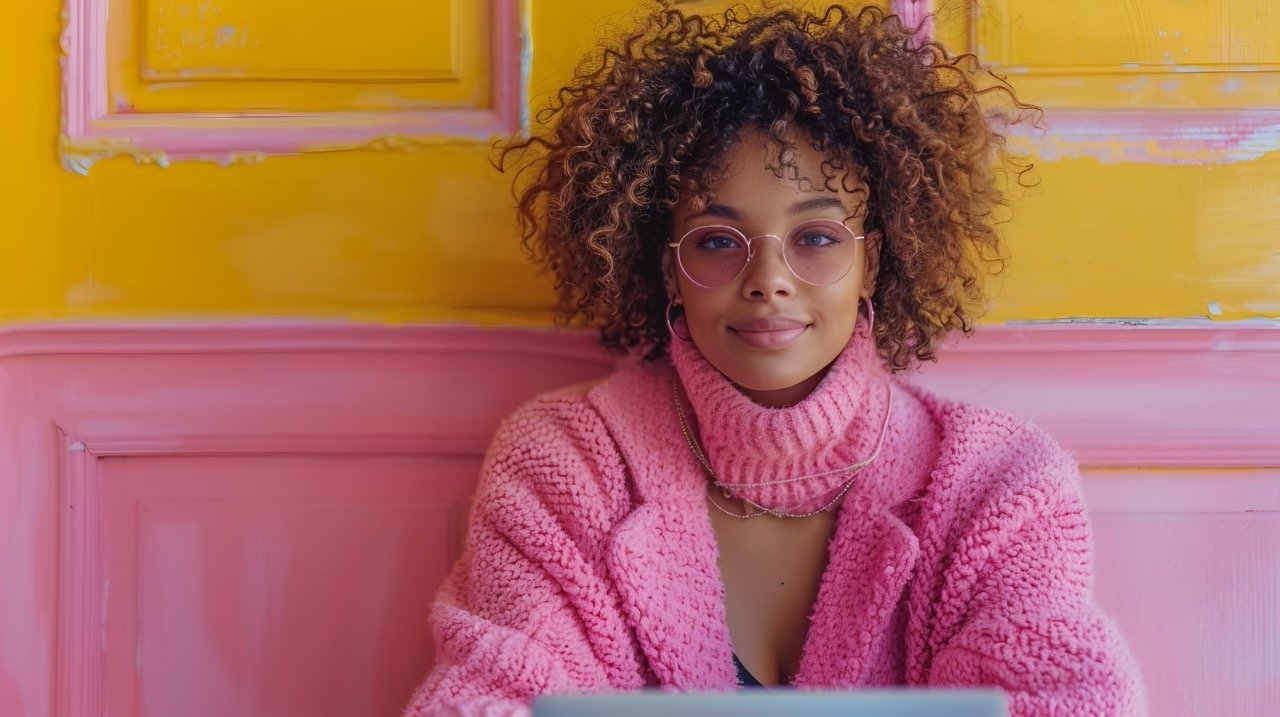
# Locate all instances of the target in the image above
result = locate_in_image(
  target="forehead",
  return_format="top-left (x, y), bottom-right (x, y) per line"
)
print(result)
top-left (677, 128), bottom-right (868, 219)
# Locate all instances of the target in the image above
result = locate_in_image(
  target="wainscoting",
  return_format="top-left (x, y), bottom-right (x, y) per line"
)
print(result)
top-left (0, 322), bottom-right (1275, 716)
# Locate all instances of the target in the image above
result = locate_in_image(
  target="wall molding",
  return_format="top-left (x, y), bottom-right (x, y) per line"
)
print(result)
top-left (59, 0), bottom-right (526, 171)
top-left (53, 428), bottom-right (476, 717)
top-left (0, 320), bottom-right (1274, 470)
top-left (910, 321), bottom-right (1280, 468)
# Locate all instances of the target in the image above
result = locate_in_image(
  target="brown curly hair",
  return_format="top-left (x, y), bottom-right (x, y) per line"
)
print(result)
top-left (498, 3), bottom-right (1038, 370)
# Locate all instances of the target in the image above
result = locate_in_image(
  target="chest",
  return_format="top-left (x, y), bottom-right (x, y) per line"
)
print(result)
top-left (710, 499), bottom-right (836, 686)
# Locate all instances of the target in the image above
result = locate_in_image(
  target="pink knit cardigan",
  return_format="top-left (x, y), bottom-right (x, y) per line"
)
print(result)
top-left (402, 353), bottom-right (1145, 716)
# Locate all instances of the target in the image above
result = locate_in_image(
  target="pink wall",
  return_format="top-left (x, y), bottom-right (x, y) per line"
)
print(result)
top-left (0, 324), bottom-right (613, 717)
top-left (1, 322), bottom-right (1277, 715)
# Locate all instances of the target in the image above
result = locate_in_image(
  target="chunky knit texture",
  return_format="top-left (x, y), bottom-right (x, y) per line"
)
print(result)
top-left (403, 347), bottom-right (1146, 717)
top-left (670, 330), bottom-right (895, 514)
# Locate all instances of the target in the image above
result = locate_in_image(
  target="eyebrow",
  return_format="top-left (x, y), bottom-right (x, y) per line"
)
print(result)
top-left (788, 196), bottom-right (849, 215)
top-left (696, 196), bottom-right (849, 221)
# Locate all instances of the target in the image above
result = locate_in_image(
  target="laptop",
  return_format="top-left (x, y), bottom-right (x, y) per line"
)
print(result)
top-left (534, 689), bottom-right (1009, 716)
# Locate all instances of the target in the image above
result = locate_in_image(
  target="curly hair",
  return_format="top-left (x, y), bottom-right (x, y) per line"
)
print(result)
top-left (498, 3), bottom-right (1038, 370)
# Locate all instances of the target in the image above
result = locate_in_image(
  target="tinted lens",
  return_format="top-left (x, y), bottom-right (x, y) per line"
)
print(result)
top-left (674, 221), bottom-right (860, 288)
top-left (783, 220), bottom-right (858, 285)
top-left (676, 226), bottom-right (750, 288)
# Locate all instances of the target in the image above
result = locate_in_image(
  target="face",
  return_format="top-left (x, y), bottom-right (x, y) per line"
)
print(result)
top-left (666, 128), bottom-right (875, 408)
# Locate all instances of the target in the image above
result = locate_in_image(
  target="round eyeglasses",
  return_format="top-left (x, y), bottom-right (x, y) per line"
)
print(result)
top-left (668, 219), bottom-right (864, 289)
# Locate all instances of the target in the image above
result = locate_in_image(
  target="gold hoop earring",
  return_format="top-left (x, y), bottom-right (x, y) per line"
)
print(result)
top-left (666, 298), bottom-right (693, 343)
top-left (857, 296), bottom-right (875, 340)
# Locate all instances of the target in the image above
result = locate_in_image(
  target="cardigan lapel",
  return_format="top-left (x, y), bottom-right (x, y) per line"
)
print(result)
top-left (604, 502), bottom-right (738, 689)
top-left (591, 363), bottom-right (739, 690)
top-left (794, 489), bottom-right (921, 687)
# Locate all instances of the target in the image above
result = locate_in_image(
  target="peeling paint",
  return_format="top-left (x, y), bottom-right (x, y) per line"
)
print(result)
top-left (1007, 317), bottom-right (1280, 327)
top-left (1009, 110), bottom-right (1280, 164)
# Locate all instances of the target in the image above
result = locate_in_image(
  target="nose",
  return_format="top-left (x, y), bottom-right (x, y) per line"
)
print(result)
top-left (740, 235), bottom-right (795, 300)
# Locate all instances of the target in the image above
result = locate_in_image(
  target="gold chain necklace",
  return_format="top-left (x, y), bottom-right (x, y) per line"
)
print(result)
top-left (672, 382), bottom-right (893, 520)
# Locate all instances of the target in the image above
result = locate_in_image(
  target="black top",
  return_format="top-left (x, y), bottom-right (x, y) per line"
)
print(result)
top-left (732, 652), bottom-right (765, 689)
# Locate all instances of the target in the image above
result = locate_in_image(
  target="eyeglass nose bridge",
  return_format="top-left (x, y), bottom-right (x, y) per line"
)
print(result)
top-left (741, 233), bottom-right (786, 262)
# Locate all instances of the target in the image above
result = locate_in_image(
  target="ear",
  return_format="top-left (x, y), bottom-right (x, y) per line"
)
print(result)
top-left (861, 229), bottom-right (882, 299)
top-left (661, 248), bottom-right (682, 302)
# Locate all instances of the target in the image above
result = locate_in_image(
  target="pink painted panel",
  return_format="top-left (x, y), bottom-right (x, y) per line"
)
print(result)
top-left (1, 325), bottom-right (613, 717)
top-left (1083, 470), bottom-right (1280, 716)
top-left (0, 322), bottom-right (1276, 717)
top-left (105, 455), bottom-right (466, 717)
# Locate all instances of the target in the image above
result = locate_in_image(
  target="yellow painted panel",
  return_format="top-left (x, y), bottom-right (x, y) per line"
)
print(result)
top-left (0, 0), bottom-right (1276, 327)
top-left (977, 0), bottom-right (1279, 68)
top-left (141, 0), bottom-right (457, 78)
top-left (112, 0), bottom-right (488, 112)
top-left (988, 153), bottom-right (1280, 321)
top-left (940, 0), bottom-right (1280, 108)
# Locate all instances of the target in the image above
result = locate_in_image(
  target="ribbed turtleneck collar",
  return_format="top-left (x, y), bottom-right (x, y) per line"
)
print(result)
top-left (668, 331), bottom-right (893, 515)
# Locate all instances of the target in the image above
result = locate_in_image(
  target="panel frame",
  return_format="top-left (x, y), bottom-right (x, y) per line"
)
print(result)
top-left (922, 0), bottom-right (1280, 164)
top-left (59, 0), bottom-right (527, 170)
top-left (55, 430), bottom-right (470, 717)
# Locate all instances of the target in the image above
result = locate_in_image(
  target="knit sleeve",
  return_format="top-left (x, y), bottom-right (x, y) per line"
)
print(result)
top-left (401, 391), bottom-right (643, 717)
top-left (926, 475), bottom-right (1146, 716)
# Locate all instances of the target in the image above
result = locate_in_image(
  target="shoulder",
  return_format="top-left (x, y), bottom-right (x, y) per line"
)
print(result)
top-left (485, 379), bottom-right (609, 464)
top-left (474, 378), bottom-right (632, 538)
top-left (487, 352), bottom-right (670, 465)
top-left (896, 380), bottom-right (1083, 528)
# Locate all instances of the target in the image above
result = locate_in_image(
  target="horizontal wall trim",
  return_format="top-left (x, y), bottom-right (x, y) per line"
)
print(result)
top-left (0, 321), bottom-right (610, 360)
top-left (54, 429), bottom-right (493, 458)
top-left (2, 320), bottom-right (1276, 470)
top-left (0, 319), bottom-right (1275, 357)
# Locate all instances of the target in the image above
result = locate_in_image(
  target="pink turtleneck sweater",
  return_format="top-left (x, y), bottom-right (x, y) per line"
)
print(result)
top-left (402, 338), bottom-right (1145, 716)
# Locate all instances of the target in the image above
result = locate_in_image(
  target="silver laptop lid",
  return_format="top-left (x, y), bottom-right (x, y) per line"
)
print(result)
top-left (534, 689), bottom-right (1009, 717)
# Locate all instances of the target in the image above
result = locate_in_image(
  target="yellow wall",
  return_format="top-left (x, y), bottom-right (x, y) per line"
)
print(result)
top-left (1, 0), bottom-right (1275, 326)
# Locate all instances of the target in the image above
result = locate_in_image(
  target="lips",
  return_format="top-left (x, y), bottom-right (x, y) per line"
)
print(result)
top-left (729, 317), bottom-right (809, 349)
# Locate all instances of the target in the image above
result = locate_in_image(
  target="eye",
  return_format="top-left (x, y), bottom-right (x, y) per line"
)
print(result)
top-left (792, 226), bottom-right (842, 248)
top-left (692, 230), bottom-right (746, 251)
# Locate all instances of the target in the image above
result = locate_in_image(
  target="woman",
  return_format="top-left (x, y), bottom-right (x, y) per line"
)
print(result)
top-left (403, 5), bottom-right (1145, 716)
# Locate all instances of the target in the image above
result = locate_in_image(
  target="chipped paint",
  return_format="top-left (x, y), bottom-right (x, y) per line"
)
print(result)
top-left (890, 0), bottom-right (934, 45)
top-left (1008, 109), bottom-right (1280, 164)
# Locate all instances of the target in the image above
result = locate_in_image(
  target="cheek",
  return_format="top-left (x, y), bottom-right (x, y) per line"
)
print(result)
top-left (680, 293), bottom-right (726, 335)
top-left (815, 281), bottom-right (862, 319)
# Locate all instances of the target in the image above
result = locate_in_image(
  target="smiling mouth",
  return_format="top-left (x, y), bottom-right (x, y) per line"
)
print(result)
top-left (729, 324), bottom-right (809, 349)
